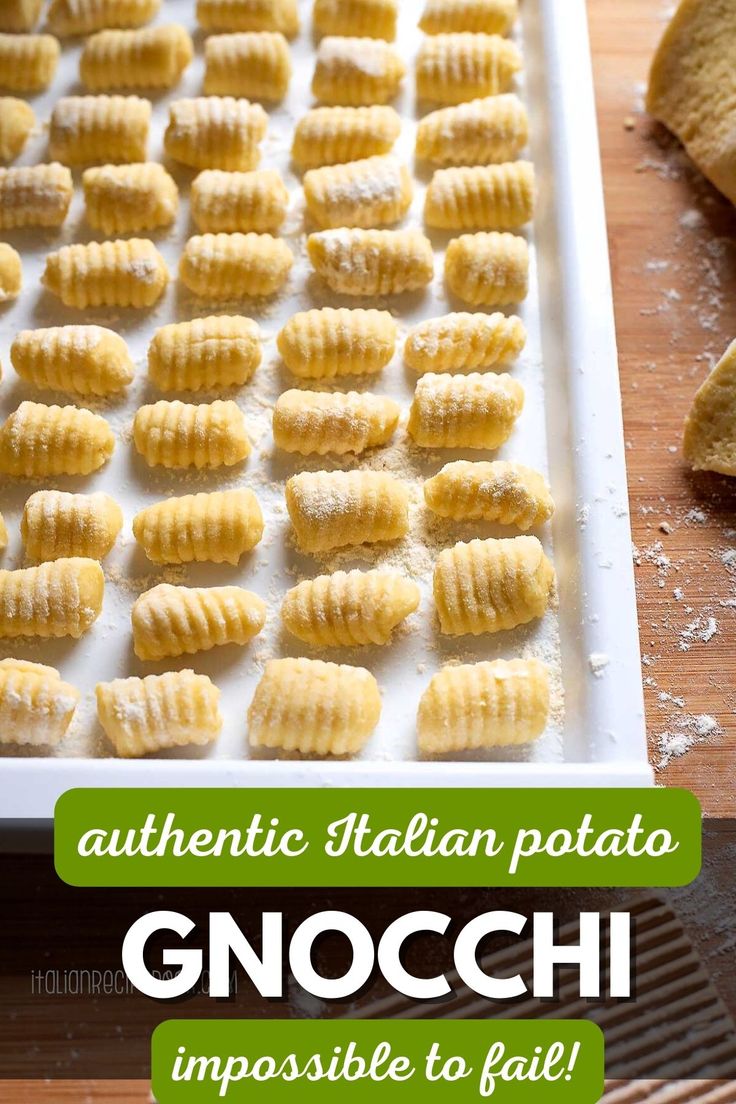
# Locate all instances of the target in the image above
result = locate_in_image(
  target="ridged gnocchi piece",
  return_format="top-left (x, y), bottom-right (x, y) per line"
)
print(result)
top-left (282, 568), bottom-right (419, 646)
top-left (0, 558), bottom-right (104, 638)
top-left (418, 657), bottom-right (549, 752)
top-left (416, 94), bottom-right (528, 165)
top-left (445, 231), bottom-right (528, 306)
top-left (404, 311), bottom-right (525, 374)
top-left (148, 315), bottom-right (260, 392)
top-left (314, 0), bottom-right (397, 40)
top-left (133, 398), bottom-right (250, 470)
top-left (48, 0), bottom-right (160, 34)
top-left (304, 155), bottom-right (412, 229)
top-left (273, 390), bottom-right (400, 455)
top-left (82, 163), bottom-right (178, 235)
top-left (286, 469), bottom-right (409, 553)
top-left (0, 33), bottom-right (59, 92)
top-left (133, 489), bottom-right (264, 565)
top-left (419, 0), bottom-right (518, 35)
top-left (180, 232), bottom-right (292, 299)
top-left (0, 659), bottom-right (80, 748)
top-left (191, 169), bottom-right (288, 233)
top-left (433, 535), bottom-right (555, 636)
top-left (197, 0), bottom-right (299, 35)
top-left (424, 460), bottom-right (554, 529)
top-left (278, 307), bottom-right (397, 379)
top-left (12, 325), bottom-right (134, 397)
top-left (164, 97), bottom-right (267, 172)
top-left (308, 228), bottom-right (433, 295)
top-left (80, 24), bottom-right (193, 90)
top-left (291, 105), bottom-right (401, 169)
top-left (0, 511), bottom-right (7, 550)
top-left (43, 238), bottom-right (169, 309)
top-left (0, 402), bottom-right (115, 476)
top-left (0, 163), bottom-right (73, 230)
top-left (21, 490), bottom-right (123, 562)
top-left (96, 670), bottom-right (222, 757)
top-left (0, 242), bottom-right (21, 301)
top-left (0, 0), bottom-right (43, 32)
top-left (425, 161), bottom-right (535, 230)
top-left (49, 95), bottom-right (151, 165)
top-left (416, 32), bottom-right (521, 104)
top-left (312, 36), bottom-right (405, 105)
top-left (0, 97), bottom-right (35, 162)
top-left (248, 657), bottom-right (381, 755)
top-left (408, 372), bottom-right (524, 449)
top-left (132, 583), bottom-right (266, 660)
top-left (203, 31), bottom-right (291, 100)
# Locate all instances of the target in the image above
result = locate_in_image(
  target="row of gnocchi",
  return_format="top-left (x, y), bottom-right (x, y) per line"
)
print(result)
top-left (1, 93), bottom-right (529, 173)
top-left (0, 228), bottom-right (531, 306)
top-left (0, 156), bottom-right (536, 235)
top-left (0, 651), bottom-right (549, 758)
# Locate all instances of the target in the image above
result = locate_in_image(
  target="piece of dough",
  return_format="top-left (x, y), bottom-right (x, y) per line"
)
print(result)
top-left (683, 338), bottom-right (736, 475)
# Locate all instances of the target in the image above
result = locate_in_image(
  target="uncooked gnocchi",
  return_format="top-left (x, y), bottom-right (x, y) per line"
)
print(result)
top-left (304, 155), bottom-right (412, 228)
top-left (197, 0), bottom-right (299, 35)
top-left (407, 372), bottom-right (524, 449)
top-left (312, 36), bottom-right (405, 105)
top-left (0, 242), bottom-right (21, 301)
top-left (0, 511), bottom-right (6, 550)
top-left (191, 168), bottom-right (288, 233)
top-left (0, 33), bottom-right (59, 92)
top-left (248, 657), bottom-right (381, 755)
top-left (433, 535), bottom-right (555, 635)
top-left (286, 470), bottom-right (409, 553)
top-left (416, 32), bottom-right (521, 104)
top-left (277, 307), bottom-right (397, 378)
top-left (313, 0), bottom-right (397, 41)
top-left (416, 94), bottom-right (528, 165)
top-left (82, 163), bottom-right (178, 235)
top-left (43, 239), bottom-right (169, 309)
top-left (425, 161), bottom-right (535, 230)
top-left (0, 558), bottom-right (104, 639)
top-left (273, 390), bottom-right (400, 455)
top-left (147, 315), bottom-right (261, 392)
top-left (132, 584), bottom-right (266, 660)
top-left (404, 311), bottom-right (526, 374)
top-left (133, 489), bottom-right (264, 565)
top-left (281, 568), bottom-right (419, 647)
top-left (203, 31), bottom-right (291, 100)
top-left (49, 95), bottom-right (151, 165)
top-left (424, 460), bottom-right (554, 529)
top-left (47, 0), bottom-right (161, 35)
top-left (80, 24), bottom-right (193, 90)
top-left (11, 326), bottom-right (134, 397)
top-left (164, 97), bottom-right (268, 172)
top-left (0, 163), bottom-right (73, 230)
top-left (419, 0), bottom-right (518, 35)
top-left (445, 231), bottom-right (529, 306)
top-left (21, 490), bottom-right (123, 562)
top-left (308, 228), bottom-right (433, 295)
top-left (0, 402), bottom-right (115, 477)
top-left (180, 232), bottom-right (293, 298)
top-left (291, 105), bottom-right (401, 169)
top-left (0, 659), bottom-right (80, 748)
top-left (0, 97), bottom-right (35, 161)
top-left (132, 399), bottom-right (250, 469)
top-left (0, 0), bottom-right (43, 32)
top-left (96, 671), bottom-right (222, 757)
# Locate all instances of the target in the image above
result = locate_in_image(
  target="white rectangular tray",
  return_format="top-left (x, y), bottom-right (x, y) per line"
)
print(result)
top-left (0, 0), bottom-right (652, 818)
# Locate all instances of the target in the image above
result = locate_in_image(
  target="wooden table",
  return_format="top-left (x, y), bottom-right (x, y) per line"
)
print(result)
top-left (6, 1), bottom-right (735, 1100)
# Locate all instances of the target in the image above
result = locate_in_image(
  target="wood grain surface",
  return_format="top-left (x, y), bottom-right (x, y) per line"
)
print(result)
top-left (5, 1), bottom-right (736, 1100)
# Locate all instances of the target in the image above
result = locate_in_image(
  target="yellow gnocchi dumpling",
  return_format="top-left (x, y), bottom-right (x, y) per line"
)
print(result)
top-left (197, 0), bottom-right (299, 35)
top-left (308, 228), bottom-right (433, 295)
top-left (248, 657), bottom-right (381, 755)
top-left (286, 469), bottom-right (409, 553)
top-left (0, 33), bottom-right (60, 92)
top-left (0, 97), bottom-right (35, 162)
top-left (445, 231), bottom-right (528, 306)
top-left (418, 657), bottom-right (549, 753)
top-left (416, 32), bottom-right (521, 104)
top-left (165, 97), bottom-right (268, 172)
top-left (278, 307), bottom-right (396, 379)
top-left (48, 0), bottom-right (161, 35)
top-left (180, 232), bottom-right (293, 299)
top-left (133, 489), bottom-right (263, 565)
top-left (282, 568), bottom-right (419, 646)
top-left (419, 0), bottom-right (518, 35)
top-left (0, 511), bottom-right (7, 550)
top-left (12, 325), bottom-right (134, 397)
top-left (304, 155), bottom-right (412, 229)
top-left (424, 460), bottom-right (554, 529)
top-left (133, 399), bottom-right (250, 470)
top-left (80, 24), bottom-right (193, 90)
top-left (49, 95), bottom-right (151, 165)
top-left (0, 658), bottom-right (80, 748)
top-left (312, 37), bottom-right (405, 105)
top-left (404, 311), bottom-right (525, 374)
top-left (96, 670), bottom-right (222, 757)
top-left (43, 238), bottom-right (169, 309)
top-left (0, 0), bottom-right (43, 32)
top-left (425, 161), bottom-right (535, 230)
top-left (0, 558), bottom-right (104, 639)
top-left (433, 535), bottom-right (554, 636)
top-left (191, 169), bottom-right (288, 233)
top-left (132, 583), bottom-right (266, 660)
top-left (273, 390), bottom-right (400, 455)
top-left (21, 490), bottom-right (123, 562)
top-left (82, 163), bottom-right (178, 235)
top-left (314, 0), bottom-right (397, 41)
top-left (407, 372), bottom-right (524, 449)
top-left (0, 402), bottom-right (114, 477)
top-left (148, 315), bottom-right (260, 392)
top-left (203, 31), bottom-right (291, 100)
top-left (0, 241), bottom-right (21, 301)
top-left (416, 94), bottom-right (528, 166)
top-left (0, 163), bottom-right (73, 230)
top-left (291, 105), bottom-right (401, 169)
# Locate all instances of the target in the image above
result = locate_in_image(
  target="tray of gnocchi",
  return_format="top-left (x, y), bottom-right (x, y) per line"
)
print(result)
top-left (0, 0), bottom-right (651, 817)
